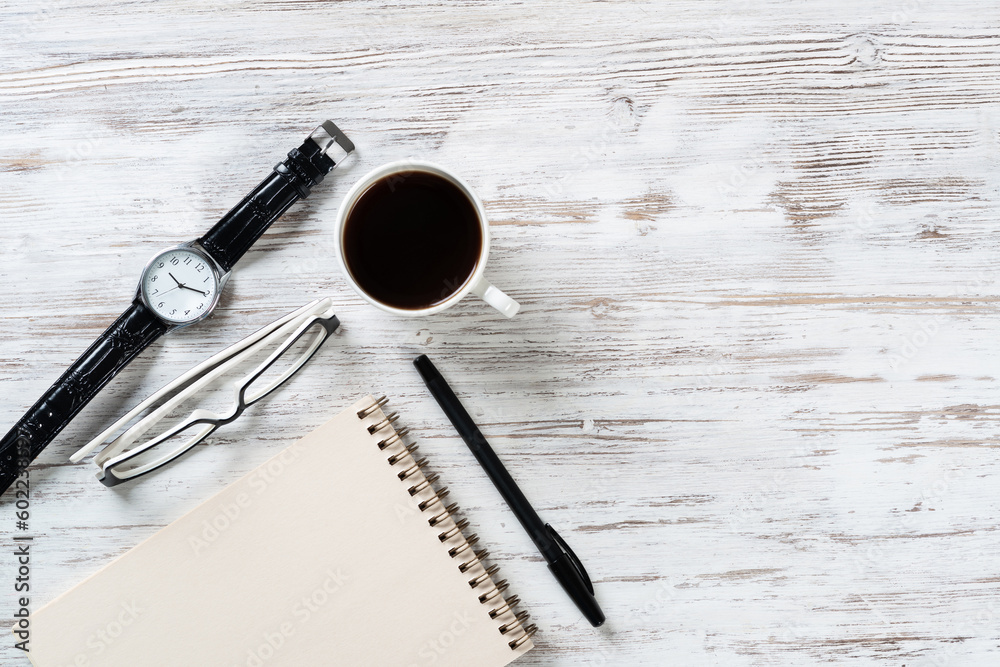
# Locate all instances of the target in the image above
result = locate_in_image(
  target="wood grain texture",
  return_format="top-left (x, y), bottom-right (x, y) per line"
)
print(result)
top-left (2, 0), bottom-right (1000, 664)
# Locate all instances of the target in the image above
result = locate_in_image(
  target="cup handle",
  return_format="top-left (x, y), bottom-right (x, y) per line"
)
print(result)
top-left (471, 276), bottom-right (520, 318)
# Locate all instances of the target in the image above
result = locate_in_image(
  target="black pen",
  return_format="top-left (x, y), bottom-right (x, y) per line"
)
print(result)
top-left (413, 354), bottom-right (605, 627)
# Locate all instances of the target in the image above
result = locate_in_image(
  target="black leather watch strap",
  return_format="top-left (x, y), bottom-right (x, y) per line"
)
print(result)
top-left (0, 302), bottom-right (167, 495)
top-left (0, 122), bottom-right (352, 498)
top-left (199, 137), bottom-right (338, 272)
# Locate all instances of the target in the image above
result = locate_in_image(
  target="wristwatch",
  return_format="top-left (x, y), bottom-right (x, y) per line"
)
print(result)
top-left (0, 121), bottom-right (354, 496)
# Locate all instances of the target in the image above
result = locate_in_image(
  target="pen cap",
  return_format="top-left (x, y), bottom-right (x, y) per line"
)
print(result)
top-left (548, 553), bottom-right (606, 627)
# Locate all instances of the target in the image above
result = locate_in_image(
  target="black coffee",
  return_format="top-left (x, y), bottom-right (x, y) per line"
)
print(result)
top-left (342, 171), bottom-right (483, 310)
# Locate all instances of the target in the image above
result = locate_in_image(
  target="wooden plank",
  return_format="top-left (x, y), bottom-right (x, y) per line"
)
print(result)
top-left (2, 1), bottom-right (1000, 664)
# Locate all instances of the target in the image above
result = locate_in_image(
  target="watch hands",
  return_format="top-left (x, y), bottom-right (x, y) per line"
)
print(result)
top-left (152, 285), bottom-right (180, 298)
top-left (179, 284), bottom-right (209, 297)
top-left (166, 271), bottom-right (208, 297)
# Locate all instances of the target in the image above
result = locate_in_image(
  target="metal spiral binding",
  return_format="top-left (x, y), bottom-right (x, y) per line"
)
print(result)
top-left (409, 473), bottom-right (440, 496)
top-left (468, 564), bottom-right (501, 588)
top-left (367, 411), bottom-right (399, 434)
top-left (448, 534), bottom-right (479, 558)
top-left (438, 518), bottom-right (470, 541)
top-left (357, 395), bottom-right (389, 419)
top-left (498, 610), bottom-right (531, 635)
top-left (357, 395), bottom-right (537, 652)
top-left (387, 442), bottom-right (420, 466)
top-left (417, 487), bottom-right (449, 511)
top-left (378, 427), bottom-right (409, 451)
top-left (490, 595), bottom-right (519, 618)
top-left (478, 579), bottom-right (509, 604)
top-left (398, 457), bottom-right (429, 481)
top-left (429, 502), bottom-right (460, 527)
top-left (459, 549), bottom-right (490, 573)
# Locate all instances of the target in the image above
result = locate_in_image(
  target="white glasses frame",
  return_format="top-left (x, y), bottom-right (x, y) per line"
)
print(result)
top-left (70, 298), bottom-right (339, 486)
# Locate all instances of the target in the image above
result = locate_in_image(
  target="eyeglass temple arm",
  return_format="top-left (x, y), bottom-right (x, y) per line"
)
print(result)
top-left (87, 305), bottom-right (332, 466)
top-left (100, 312), bottom-right (338, 480)
top-left (100, 413), bottom-right (217, 473)
top-left (237, 313), bottom-right (340, 406)
top-left (99, 310), bottom-right (332, 465)
top-left (91, 301), bottom-right (338, 467)
top-left (70, 297), bottom-right (334, 463)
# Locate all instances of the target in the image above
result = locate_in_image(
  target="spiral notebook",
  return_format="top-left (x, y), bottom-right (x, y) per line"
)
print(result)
top-left (26, 395), bottom-right (536, 666)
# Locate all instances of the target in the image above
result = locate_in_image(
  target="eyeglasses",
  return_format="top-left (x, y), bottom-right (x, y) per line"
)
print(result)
top-left (70, 298), bottom-right (339, 486)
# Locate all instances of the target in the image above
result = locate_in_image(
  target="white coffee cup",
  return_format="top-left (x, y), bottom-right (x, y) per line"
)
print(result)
top-left (333, 160), bottom-right (520, 318)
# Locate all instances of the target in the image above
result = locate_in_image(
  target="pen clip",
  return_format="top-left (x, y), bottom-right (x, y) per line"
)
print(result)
top-left (545, 524), bottom-right (594, 596)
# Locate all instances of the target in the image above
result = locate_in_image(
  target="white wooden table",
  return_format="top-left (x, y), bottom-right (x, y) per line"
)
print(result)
top-left (3, 1), bottom-right (1000, 664)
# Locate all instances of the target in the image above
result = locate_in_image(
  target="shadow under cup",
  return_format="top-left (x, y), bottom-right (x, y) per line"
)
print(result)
top-left (341, 170), bottom-right (484, 311)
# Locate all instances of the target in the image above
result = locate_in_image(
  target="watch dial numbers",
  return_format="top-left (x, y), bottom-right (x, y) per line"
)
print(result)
top-left (144, 249), bottom-right (219, 324)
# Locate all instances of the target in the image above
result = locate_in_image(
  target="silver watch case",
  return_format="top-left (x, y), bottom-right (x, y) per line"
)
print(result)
top-left (136, 241), bottom-right (231, 331)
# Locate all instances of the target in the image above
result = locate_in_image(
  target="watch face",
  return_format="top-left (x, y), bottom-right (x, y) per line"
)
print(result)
top-left (141, 248), bottom-right (221, 324)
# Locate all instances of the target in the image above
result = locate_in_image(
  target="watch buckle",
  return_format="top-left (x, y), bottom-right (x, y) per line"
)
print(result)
top-left (310, 121), bottom-right (355, 165)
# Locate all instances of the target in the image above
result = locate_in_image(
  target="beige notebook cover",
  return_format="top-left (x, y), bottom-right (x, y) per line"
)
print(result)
top-left (27, 395), bottom-right (535, 666)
